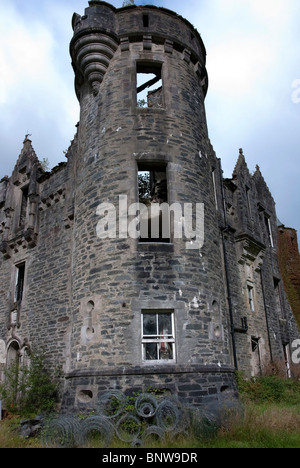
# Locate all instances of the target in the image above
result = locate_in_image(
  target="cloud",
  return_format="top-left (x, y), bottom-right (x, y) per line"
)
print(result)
top-left (0, 1), bottom-right (79, 173)
top-left (0, 0), bottom-right (299, 234)
top-left (0, 5), bottom-right (53, 102)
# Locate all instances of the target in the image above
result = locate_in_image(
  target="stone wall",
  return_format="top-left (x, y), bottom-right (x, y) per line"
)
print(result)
top-left (0, 2), bottom-right (299, 417)
top-left (223, 152), bottom-right (300, 376)
top-left (62, 364), bottom-right (238, 419)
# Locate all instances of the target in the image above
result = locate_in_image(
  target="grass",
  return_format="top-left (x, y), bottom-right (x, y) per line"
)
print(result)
top-left (1, 374), bottom-right (300, 448)
top-left (0, 417), bottom-right (40, 448)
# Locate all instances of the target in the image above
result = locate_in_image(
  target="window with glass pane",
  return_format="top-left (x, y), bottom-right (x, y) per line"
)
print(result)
top-left (142, 310), bottom-right (175, 362)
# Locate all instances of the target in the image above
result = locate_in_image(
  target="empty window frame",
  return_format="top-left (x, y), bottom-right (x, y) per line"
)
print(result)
top-left (247, 285), bottom-right (255, 312)
top-left (136, 62), bottom-right (163, 108)
top-left (138, 165), bottom-right (167, 204)
top-left (138, 164), bottom-right (169, 242)
top-left (143, 14), bottom-right (149, 28)
top-left (142, 310), bottom-right (175, 362)
top-left (264, 215), bottom-right (274, 248)
top-left (15, 263), bottom-right (25, 303)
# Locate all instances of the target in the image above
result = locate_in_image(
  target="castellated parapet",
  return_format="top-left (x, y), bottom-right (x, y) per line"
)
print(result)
top-left (0, 2), bottom-right (299, 418)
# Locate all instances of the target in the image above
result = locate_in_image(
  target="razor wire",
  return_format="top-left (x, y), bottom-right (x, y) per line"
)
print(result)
top-left (42, 414), bottom-right (82, 448)
top-left (80, 415), bottom-right (115, 446)
top-left (41, 391), bottom-right (210, 447)
top-left (135, 393), bottom-right (158, 418)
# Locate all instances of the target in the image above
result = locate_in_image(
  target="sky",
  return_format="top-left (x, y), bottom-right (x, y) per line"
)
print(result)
top-left (0, 0), bottom-right (299, 234)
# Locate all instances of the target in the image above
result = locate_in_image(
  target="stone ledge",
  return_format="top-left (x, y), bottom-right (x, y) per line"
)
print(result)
top-left (66, 364), bottom-right (235, 379)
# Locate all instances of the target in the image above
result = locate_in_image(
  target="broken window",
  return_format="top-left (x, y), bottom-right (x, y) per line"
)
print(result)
top-left (142, 310), bottom-right (175, 362)
top-left (15, 263), bottom-right (25, 303)
top-left (136, 62), bottom-right (163, 109)
top-left (19, 186), bottom-right (29, 229)
top-left (137, 164), bottom-right (169, 242)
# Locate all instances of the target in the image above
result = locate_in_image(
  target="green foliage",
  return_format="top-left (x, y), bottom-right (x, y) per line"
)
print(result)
top-left (0, 351), bottom-right (60, 416)
top-left (137, 98), bottom-right (147, 108)
top-left (236, 371), bottom-right (300, 405)
top-left (122, 0), bottom-right (135, 6)
top-left (138, 171), bottom-right (151, 200)
top-left (41, 157), bottom-right (50, 171)
top-left (0, 361), bottom-right (23, 412)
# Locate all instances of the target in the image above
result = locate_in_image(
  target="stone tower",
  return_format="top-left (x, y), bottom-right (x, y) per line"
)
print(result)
top-left (1, 1), bottom-right (299, 419)
top-left (63, 1), bottom-right (238, 412)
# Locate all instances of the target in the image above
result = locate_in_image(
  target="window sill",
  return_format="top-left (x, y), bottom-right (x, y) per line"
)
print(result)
top-left (138, 242), bottom-right (174, 253)
top-left (137, 107), bottom-right (166, 114)
top-left (142, 360), bottom-right (176, 366)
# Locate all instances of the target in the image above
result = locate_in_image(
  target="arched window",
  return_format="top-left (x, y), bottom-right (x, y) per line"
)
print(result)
top-left (6, 341), bottom-right (20, 368)
top-left (5, 341), bottom-right (21, 404)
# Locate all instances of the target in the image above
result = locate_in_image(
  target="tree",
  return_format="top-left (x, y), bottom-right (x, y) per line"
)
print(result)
top-left (122, 0), bottom-right (135, 6)
top-left (137, 98), bottom-right (147, 108)
top-left (41, 157), bottom-right (50, 171)
top-left (0, 350), bottom-right (60, 416)
top-left (138, 172), bottom-right (151, 200)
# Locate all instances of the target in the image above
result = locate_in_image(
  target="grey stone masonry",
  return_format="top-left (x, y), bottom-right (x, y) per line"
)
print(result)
top-left (0, 2), bottom-right (299, 416)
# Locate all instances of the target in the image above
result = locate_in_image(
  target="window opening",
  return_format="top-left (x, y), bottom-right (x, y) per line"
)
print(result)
top-left (212, 169), bottom-right (218, 210)
top-left (143, 14), bottom-right (149, 28)
top-left (264, 215), bottom-right (274, 248)
top-left (137, 63), bottom-right (163, 108)
top-left (142, 310), bottom-right (175, 362)
top-left (15, 263), bottom-right (25, 303)
top-left (274, 278), bottom-right (284, 319)
top-left (138, 165), bottom-right (169, 242)
top-left (7, 341), bottom-right (20, 369)
top-left (19, 186), bottom-right (29, 229)
top-left (247, 285), bottom-right (255, 312)
top-left (251, 337), bottom-right (262, 375)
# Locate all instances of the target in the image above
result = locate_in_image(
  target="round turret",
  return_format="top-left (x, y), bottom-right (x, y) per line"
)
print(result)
top-left (64, 1), bottom-right (238, 417)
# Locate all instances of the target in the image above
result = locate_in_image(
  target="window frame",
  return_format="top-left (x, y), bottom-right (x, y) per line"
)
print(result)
top-left (14, 262), bottom-right (26, 304)
top-left (247, 285), bottom-right (255, 313)
top-left (137, 163), bottom-right (170, 243)
top-left (264, 215), bottom-right (274, 248)
top-left (136, 61), bottom-right (164, 109)
top-left (141, 309), bottom-right (176, 363)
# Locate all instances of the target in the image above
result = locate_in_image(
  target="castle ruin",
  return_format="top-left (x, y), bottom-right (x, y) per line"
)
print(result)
top-left (0, 2), bottom-right (299, 416)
